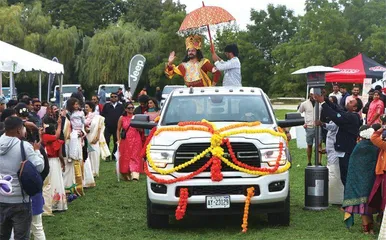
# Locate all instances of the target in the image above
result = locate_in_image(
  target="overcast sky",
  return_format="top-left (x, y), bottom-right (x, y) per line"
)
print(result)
top-left (177, 0), bottom-right (306, 29)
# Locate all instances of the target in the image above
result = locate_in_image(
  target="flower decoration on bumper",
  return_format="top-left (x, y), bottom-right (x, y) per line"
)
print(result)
top-left (142, 120), bottom-right (290, 228)
top-left (175, 188), bottom-right (189, 220)
top-left (143, 120), bottom-right (289, 180)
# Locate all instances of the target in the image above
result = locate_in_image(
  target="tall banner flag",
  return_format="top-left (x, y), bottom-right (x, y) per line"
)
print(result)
top-left (128, 54), bottom-right (146, 96)
top-left (47, 57), bottom-right (59, 101)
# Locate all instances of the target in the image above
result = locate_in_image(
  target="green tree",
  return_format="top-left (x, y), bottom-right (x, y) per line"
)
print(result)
top-left (43, 0), bottom-right (121, 36)
top-left (147, 9), bottom-right (187, 87)
top-left (271, 1), bottom-right (354, 96)
top-left (45, 22), bottom-right (80, 82)
top-left (339, 0), bottom-right (386, 64)
top-left (248, 4), bottom-right (298, 62)
top-left (76, 21), bottom-right (158, 87)
top-left (0, 4), bottom-right (25, 46)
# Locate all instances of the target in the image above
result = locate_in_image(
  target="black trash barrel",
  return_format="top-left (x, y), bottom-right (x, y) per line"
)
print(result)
top-left (304, 166), bottom-right (329, 210)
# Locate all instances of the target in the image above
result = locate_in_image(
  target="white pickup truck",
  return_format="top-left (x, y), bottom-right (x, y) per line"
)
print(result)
top-left (131, 87), bottom-right (303, 229)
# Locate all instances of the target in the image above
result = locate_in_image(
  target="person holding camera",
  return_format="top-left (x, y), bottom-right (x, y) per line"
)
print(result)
top-left (0, 117), bottom-right (44, 239)
top-left (314, 93), bottom-right (363, 187)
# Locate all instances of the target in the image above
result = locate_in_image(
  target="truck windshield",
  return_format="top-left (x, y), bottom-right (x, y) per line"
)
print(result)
top-left (61, 86), bottom-right (79, 94)
top-left (162, 95), bottom-right (273, 125)
top-left (162, 86), bottom-right (183, 95)
top-left (103, 86), bottom-right (121, 94)
top-left (2, 88), bottom-right (9, 96)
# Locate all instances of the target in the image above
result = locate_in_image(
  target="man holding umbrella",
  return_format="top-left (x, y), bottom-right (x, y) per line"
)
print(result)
top-left (165, 35), bottom-right (221, 87)
top-left (212, 43), bottom-right (242, 87)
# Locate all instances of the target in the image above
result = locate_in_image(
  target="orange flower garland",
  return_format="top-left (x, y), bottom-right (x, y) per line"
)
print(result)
top-left (142, 120), bottom-right (290, 225)
top-left (176, 188), bottom-right (189, 220)
top-left (241, 187), bottom-right (255, 233)
top-left (178, 121), bottom-right (215, 134)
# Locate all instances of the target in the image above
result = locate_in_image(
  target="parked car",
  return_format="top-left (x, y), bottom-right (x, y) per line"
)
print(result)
top-left (1, 87), bottom-right (18, 102)
top-left (130, 87), bottom-right (304, 229)
top-left (50, 84), bottom-right (82, 103)
top-left (98, 84), bottom-right (125, 102)
top-left (160, 85), bottom-right (185, 108)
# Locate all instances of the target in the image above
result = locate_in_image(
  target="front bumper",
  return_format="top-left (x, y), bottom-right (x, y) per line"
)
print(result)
top-left (147, 171), bottom-right (289, 205)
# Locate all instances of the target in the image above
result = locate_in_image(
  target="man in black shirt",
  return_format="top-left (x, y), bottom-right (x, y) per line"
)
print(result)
top-left (30, 100), bottom-right (42, 128)
top-left (101, 92), bottom-right (124, 160)
top-left (314, 93), bottom-right (363, 187)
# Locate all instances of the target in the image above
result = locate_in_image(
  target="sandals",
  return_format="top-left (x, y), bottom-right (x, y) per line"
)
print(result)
top-left (362, 223), bottom-right (375, 235)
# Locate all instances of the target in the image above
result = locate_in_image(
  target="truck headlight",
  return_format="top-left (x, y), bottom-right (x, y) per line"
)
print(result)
top-left (260, 149), bottom-right (287, 167)
top-left (149, 150), bottom-right (174, 168)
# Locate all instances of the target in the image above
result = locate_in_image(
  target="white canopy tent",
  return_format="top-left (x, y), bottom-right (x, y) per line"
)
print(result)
top-left (0, 40), bottom-right (64, 105)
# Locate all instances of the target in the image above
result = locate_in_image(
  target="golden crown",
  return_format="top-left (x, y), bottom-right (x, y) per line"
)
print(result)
top-left (185, 35), bottom-right (202, 50)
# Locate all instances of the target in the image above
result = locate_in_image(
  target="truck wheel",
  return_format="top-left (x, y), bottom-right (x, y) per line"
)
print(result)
top-left (267, 192), bottom-right (290, 226)
top-left (147, 191), bottom-right (169, 229)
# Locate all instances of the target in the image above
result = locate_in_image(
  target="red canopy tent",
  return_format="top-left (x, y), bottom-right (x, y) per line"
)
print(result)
top-left (326, 53), bottom-right (386, 84)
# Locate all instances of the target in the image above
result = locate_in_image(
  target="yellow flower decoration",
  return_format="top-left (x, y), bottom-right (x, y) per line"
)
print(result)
top-left (146, 120), bottom-right (290, 175)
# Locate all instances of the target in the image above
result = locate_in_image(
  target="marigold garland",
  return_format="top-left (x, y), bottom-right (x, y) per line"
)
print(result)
top-left (154, 126), bottom-right (211, 136)
top-left (144, 120), bottom-right (290, 176)
top-left (210, 156), bottom-right (223, 181)
top-left (143, 120), bottom-right (292, 225)
top-left (241, 187), bottom-right (255, 233)
top-left (176, 188), bottom-right (189, 220)
top-left (178, 121), bottom-right (215, 134)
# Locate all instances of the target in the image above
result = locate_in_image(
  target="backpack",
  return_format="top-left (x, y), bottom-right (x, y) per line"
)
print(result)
top-left (17, 141), bottom-right (43, 198)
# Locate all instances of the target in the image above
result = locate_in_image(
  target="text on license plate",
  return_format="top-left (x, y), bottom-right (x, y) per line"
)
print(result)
top-left (206, 196), bottom-right (230, 209)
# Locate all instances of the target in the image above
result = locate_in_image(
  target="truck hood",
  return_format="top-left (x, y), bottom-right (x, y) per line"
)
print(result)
top-left (151, 122), bottom-right (282, 147)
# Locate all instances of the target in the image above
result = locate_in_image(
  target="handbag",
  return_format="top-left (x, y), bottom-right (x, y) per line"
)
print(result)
top-left (17, 141), bottom-right (43, 199)
top-left (120, 126), bottom-right (130, 140)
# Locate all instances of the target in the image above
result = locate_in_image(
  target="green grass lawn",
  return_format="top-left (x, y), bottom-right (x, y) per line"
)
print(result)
top-left (43, 111), bottom-right (377, 240)
top-left (274, 109), bottom-right (295, 120)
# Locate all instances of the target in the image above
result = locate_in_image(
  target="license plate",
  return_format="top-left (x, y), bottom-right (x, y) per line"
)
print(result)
top-left (206, 196), bottom-right (230, 209)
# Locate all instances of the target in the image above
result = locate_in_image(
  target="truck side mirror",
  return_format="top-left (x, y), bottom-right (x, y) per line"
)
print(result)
top-left (130, 114), bottom-right (157, 129)
top-left (277, 113), bottom-right (304, 128)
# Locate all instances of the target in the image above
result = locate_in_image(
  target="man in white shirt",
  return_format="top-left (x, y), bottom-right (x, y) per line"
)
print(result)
top-left (211, 44), bottom-right (242, 87)
top-left (124, 87), bottom-right (132, 102)
top-left (298, 88), bottom-right (322, 166)
top-left (329, 83), bottom-right (342, 103)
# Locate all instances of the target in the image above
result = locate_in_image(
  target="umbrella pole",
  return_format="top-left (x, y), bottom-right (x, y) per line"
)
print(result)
top-left (207, 25), bottom-right (214, 53)
top-left (202, 1), bottom-right (215, 53)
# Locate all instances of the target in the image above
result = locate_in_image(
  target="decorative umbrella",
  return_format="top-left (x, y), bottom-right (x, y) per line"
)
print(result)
top-left (177, 1), bottom-right (235, 51)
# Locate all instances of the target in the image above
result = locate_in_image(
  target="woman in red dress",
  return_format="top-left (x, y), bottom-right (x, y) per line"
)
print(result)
top-left (116, 103), bottom-right (143, 181)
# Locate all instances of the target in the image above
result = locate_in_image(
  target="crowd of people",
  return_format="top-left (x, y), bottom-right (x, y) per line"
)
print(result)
top-left (298, 83), bottom-right (386, 236)
top-left (0, 89), bottom-right (160, 240)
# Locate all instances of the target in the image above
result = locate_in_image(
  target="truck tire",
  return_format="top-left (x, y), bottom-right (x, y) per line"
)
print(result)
top-left (147, 191), bottom-right (169, 229)
top-left (267, 192), bottom-right (290, 226)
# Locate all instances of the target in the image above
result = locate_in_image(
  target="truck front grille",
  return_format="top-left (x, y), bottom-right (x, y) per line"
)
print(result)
top-left (175, 185), bottom-right (261, 197)
top-left (174, 143), bottom-right (260, 173)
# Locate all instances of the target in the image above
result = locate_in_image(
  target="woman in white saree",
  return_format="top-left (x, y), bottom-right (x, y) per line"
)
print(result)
top-left (85, 101), bottom-right (109, 177)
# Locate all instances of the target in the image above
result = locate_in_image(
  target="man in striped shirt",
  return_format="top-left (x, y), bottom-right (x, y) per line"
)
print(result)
top-left (212, 44), bottom-right (242, 87)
